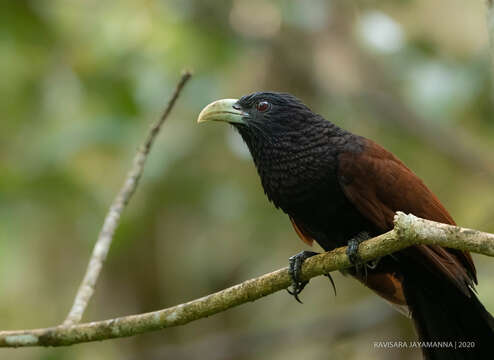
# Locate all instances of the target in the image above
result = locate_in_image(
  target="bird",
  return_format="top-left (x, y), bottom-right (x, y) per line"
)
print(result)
top-left (197, 92), bottom-right (494, 359)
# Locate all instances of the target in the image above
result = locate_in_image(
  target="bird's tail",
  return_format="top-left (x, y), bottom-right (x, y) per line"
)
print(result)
top-left (403, 270), bottom-right (494, 360)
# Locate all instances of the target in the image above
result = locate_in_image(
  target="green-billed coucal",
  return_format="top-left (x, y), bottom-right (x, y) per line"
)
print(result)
top-left (197, 92), bottom-right (494, 359)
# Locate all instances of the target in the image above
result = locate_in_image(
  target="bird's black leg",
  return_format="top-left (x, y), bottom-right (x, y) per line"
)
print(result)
top-left (287, 251), bottom-right (336, 303)
top-left (346, 232), bottom-right (372, 278)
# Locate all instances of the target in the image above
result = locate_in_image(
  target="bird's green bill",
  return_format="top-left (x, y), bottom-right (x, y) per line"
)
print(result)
top-left (197, 98), bottom-right (246, 124)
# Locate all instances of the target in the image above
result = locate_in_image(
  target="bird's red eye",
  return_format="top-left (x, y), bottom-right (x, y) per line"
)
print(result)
top-left (256, 101), bottom-right (270, 112)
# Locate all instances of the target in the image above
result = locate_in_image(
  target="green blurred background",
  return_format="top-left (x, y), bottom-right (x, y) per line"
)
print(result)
top-left (1, 1), bottom-right (493, 359)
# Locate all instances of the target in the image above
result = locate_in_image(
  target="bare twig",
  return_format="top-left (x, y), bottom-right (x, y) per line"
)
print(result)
top-left (2, 213), bottom-right (493, 347)
top-left (63, 71), bottom-right (192, 326)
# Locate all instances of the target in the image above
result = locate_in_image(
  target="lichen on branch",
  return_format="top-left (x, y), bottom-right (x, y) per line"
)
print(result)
top-left (1, 212), bottom-right (493, 347)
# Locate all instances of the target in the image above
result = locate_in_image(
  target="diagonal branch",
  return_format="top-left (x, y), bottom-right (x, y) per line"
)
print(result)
top-left (63, 71), bottom-right (192, 326)
top-left (2, 213), bottom-right (493, 347)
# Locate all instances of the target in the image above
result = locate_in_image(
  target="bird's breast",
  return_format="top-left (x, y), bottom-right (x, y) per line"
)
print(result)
top-left (256, 148), bottom-right (337, 210)
top-left (255, 143), bottom-right (373, 249)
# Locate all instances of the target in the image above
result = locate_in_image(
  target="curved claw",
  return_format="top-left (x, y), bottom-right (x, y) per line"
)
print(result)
top-left (287, 282), bottom-right (308, 304)
top-left (287, 250), bottom-right (338, 303)
top-left (325, 273), bottom-right (337, 296)
top-left (366, 258), bottom-right (380, 270)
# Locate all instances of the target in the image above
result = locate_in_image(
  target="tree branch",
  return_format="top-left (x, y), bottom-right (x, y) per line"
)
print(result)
top-left (2, 212), bottom-right (493, 347)
top-left (63, 71), bottom-right (192, 326)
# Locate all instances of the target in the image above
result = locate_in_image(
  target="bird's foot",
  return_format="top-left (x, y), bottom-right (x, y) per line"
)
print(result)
top-left (287, 251), bottom-right (336, 303)
top-left (346, 232), bottom-right (377, 279)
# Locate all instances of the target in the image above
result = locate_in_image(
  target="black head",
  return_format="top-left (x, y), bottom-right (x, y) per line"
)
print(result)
top-left (234, 92), bottom-right (315, 131)
top-left (197, 91), bottom-right (349, 208)
top-left (197, 92), bottom-right (335, 146)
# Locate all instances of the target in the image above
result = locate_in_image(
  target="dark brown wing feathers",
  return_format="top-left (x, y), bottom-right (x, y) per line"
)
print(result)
top-left (359, 271), bottom-right (407, 306)
top-left (338, 138), bottom-right (476, 297)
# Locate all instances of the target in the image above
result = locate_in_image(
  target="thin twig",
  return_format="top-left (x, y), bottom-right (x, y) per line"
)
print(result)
top-left (63, 71), bottom-right (192, 326)
top-left (2, 213), bottom-right (492, 347)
